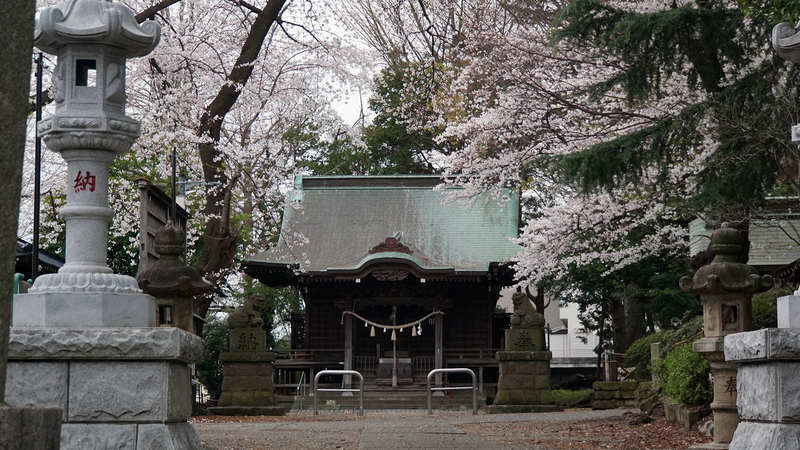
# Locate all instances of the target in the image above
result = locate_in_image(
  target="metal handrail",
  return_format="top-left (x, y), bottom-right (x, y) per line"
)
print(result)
top-left (313, 370), bottom-right (364, 416)
top-left (427, 368), bottom-right (477, 415)
top-left (296, 371), bottom-right (305, 410)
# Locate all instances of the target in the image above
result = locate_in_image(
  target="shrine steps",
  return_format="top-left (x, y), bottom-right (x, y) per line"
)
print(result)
top-left (285, 387), bottom-right (487, 412)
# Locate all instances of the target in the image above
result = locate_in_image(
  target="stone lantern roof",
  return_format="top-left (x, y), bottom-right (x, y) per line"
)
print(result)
top-left (680, 223), bottom-right (774, 295)
top-left (35, 0), bottom-right (160, 57)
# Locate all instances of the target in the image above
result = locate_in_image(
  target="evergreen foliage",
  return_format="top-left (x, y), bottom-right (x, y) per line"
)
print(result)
top-left (197, 317), bottom-right (228, 400)
top-left (552, 0), bottom-right (800, 214)
top-left (752, 285), bottom-right (792, 329)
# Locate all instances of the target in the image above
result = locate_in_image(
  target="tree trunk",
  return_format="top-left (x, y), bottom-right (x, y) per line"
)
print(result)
top-left (0, 0), bottom-right (35, 405)
top-left (193, 0), bottom-right (287, 318)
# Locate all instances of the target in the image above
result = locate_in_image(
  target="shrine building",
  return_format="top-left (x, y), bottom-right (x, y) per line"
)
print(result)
top-left (242, 175), bottom-right (520, 388)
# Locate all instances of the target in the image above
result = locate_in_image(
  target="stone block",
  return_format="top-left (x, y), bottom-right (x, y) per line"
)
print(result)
top-left (499, 361), bottom-right (512, 375)
top-left (591, 399), bottom-right (619, 410)
top-left (505, 328), bottom-right (544, 351)
top-left (8, 328), bottom-right (203, 364)
top-left (592, 381), bottom-right (620, 391)
top-left (693, 336), bottom-right (725, 354)
top-left (522, 375), bottom-right (537, 390)
top-left (726, 328), bottom-right (800, 363)
top-left (220, 374), bottom-right (275, 392)
top-left (726, 329), bottom-right (769, 362)
top-left (498, 374), bottom-right (524, 390)
top-left (534, 375), bottom-right (549, 390)
top-left (0, 405), bottom-right (62, 450)
top-left (487, 405), bottom-right (563, 414)
top-left (217, 391), bottom-right (278, 407)
top-left (137, 423), bottom-right (203, 450)
top-left (220, 352), bottom-right (276, 363)
top-left (13, 291), bottom-right (155, 327)
top-left (769, 329), bottom-right (800, 360)
top-left (229, 328), bottom-right (268, 353)
top-left (493, 389), bottom-right (554, 405)
top-left (778, 295), bottom-right (800, 329)
top-left (5, 362), bottom-right (68, 421)
top-left (593, 390), bottom-right (616, 401)
top-left (68, 361), bottom-right (191, 422)
top-left (223, 361), bottom-right (273, 377)
top-left (620, 381), bottom-right (639, 391)
top-left (60, 423), bottom-right (136, 450)
top-left (514, 361), bottom-right (547, 375)
top-left (496, 350), bottom-right (551, 362)
top-left (730, 421), bottom-right (800, 450)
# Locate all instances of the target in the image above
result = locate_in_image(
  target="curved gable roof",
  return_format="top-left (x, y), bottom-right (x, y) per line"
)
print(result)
top-left (243, 175), bottom-right (521, 280)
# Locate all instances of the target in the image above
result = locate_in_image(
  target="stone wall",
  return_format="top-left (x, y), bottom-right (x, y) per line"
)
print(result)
top-left (591, 381), bottom-right (639, 409)
top-left (5, 328), bottom-right (203, 449)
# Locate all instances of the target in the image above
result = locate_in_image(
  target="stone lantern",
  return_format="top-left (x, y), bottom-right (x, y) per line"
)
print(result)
top-left (6, 2), bottom-right (205, 448)
top-left (680, 224), bottom-right (773, 447)
top-left (14, 0), bottom-right (161, 326)
top-left (34, 0), bottom-right (159, 281)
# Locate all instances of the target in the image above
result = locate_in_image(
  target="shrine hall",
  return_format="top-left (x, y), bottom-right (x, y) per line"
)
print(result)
top-left (242, 175), bottom-right (520, 390)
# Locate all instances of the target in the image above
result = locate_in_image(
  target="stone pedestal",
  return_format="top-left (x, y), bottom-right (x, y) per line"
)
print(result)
top-left (724, 328), bottom-right (800, 449)
top-left (488, 350), bottom-right (562, 414)
top-left (5, 328), bottom-right (203, 450)
top-left (212, 352), bottom-right (283, 415)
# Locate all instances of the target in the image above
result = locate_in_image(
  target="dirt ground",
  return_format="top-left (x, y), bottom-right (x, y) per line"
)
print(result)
top-left (191, 410), bottom-right (713, 450)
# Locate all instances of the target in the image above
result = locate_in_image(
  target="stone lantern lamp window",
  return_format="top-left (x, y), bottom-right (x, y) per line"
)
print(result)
top-left (75, 59), bottom-right (96, 87)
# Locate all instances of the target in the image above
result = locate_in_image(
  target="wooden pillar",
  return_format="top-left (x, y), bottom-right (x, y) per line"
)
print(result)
top-left (435, 313), bottom-right (443, 388)
top-left (343, 313), bottom-right (353, 395)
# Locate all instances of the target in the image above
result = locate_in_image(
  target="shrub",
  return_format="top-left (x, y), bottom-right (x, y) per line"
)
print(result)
top-left (623, 329), bottom-right (674, 381)
top-left (656, 342), bottom-right (712, 405)
top-left (622, 315), bottom-right (704, 381)
top-left (197, 317), bottom-right (229, 400)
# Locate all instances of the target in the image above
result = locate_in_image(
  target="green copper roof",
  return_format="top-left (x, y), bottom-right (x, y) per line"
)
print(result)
top-left (243, 175), bottom-right (521, 277)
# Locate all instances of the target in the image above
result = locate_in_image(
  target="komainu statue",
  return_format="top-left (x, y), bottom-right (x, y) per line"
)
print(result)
top-left (510, 291), bottom-right (545, 329)
top-left (227, 294), bottom-right (266, 329)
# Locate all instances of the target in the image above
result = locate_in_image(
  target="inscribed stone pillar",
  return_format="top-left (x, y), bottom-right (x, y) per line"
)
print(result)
top-left (212, 294), bottom-right (284, 415)
top-left (489, 292), bottom-right (562, 414)
top-left (680, 224), bottom-right (772, 447)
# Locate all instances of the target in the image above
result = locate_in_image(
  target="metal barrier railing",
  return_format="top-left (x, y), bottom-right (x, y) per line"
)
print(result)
top-left (296, 371), bottom-right (305, 410)
top-left (313, 370), bottom-right (364, 416)
top-left (426, 368), bottom-right (477, 415)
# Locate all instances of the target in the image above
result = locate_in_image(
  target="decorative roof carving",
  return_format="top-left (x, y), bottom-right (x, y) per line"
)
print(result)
top-left (371, 269), bottom-right (410, 281)
top-left (35, 0), bottom-right (160, 56)
top-left (369, 237), bottom-right (412, 255)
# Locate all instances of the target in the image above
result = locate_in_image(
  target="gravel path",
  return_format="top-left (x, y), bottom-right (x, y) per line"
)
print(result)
top-left (193, 408), bottom-right (711, 450)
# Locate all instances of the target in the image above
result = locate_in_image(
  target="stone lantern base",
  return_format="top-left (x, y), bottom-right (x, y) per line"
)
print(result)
top-left (5, 328), bottom-right (203, 450)
top-left (488, 350), bottom-right (563, 414)
top-left (725, 328), bottom-right (800, 450)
